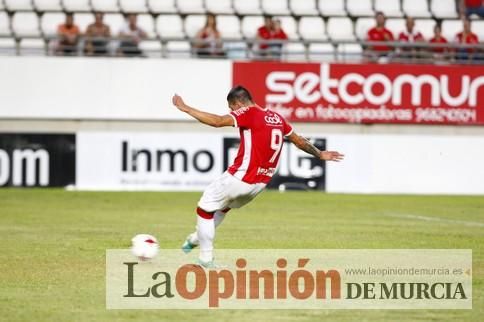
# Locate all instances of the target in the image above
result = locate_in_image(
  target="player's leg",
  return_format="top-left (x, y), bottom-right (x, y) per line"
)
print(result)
top-left (182, 207), bottom-right (230, 253)
top-left (181, 173), bottom-right (231, 264)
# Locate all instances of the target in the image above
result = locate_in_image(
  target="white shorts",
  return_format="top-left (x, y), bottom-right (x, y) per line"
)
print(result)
top-left (198, 171), bottom-right (266, 212)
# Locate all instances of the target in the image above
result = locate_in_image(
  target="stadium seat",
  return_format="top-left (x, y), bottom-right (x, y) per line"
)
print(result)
top-left (12, 12), bottom-right (41, 38)
top-left (119, 0), bottom-right (149, 13)
top-left (205, 0), bottom-right (234, 14)
top-left (374, 0), bottom-right (403, 18)
top-left (41, 13), bottom-right (65, 37)
top-left (34, 0), bottom-right (64, 12)
top-left (104, 14), bottom-right (125, 36)
top-left (4, 0), bottom-right (34, 11)
top-left (402, 0), bottom-right (431, 18)
top-left (261, 0), bottom-right (291, 15)
top-left (137, 14), bottom-right (157, 39)
top-left (73, 13), bottom-right (93, 33)
top-left (355, 17), bottom-right (374, 40)
top-left (184, 15), bottom-right (206, 38)
top-left (308, 43), bottom-right (335, 61)
top-left (473, 20), bottom-right (484, 42)
top-left (441, 19), bottom-right (462, 41)
top-left (156, 15), bottom-right (184, 39)
top-left (327, 17), bottom-right (355, 41)
top-left (386, 18), bottom-right (406, 38)
top-left (0, 12), bottom-right (11, 36)
top-left (139, 40), bottom-right (162, 57)
top-left (177, 0), bottom-right (205, 14)
top-left (217, 15), bottom-right (242, 39)
top-left (283, 43), bottom-right (306, 61)
top-left (0, 38), bottom-right (17, 55)
top-left (165, 40), bottom-right (191, 58)
top-left (415, 19), bottom-right (436, 40)
top-left (63, 0), bottom-right (91, 12)
top-left (289, 0), bottom-right (319, 16)
top-left (234, 0), bottom-right (261, 15)
top-left (147, 0), bottom-right (177, 13)
top-left (299, 16), bottom-right (327, 41)
top-left (19, 38), bottom-right (46, 56)
top-left (337, 44), bottom-right (363, 62)
top-left (241, 15), bottom-right (264, 38)
top-left (91, 0), bottom-right (120, 13)
top-left (431, 0), bottom-right (458, 19)
top-left (275, 16), bottom-right (298, 39)
top-left (346, 0), bottom-right (374, 17)
top-left (318, 0), bottom-right (346, 17)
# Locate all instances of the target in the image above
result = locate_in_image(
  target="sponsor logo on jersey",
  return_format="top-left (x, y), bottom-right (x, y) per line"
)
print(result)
top-left (257, 166), bottom-right (276, 177)
top-left (264, 113), bottom-right (283, 125)
top-left (232, 106), bottom-right (250, 116)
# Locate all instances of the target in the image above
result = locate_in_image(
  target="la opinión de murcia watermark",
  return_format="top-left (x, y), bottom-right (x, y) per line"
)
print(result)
top-left (106, 249), bottom-right (472, 309)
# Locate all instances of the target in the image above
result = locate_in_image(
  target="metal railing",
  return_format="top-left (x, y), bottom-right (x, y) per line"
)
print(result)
top-left (1, 36), bottom-right (484, 65)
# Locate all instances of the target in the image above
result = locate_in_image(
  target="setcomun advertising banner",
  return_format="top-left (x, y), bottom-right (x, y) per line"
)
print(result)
top-left (0, 133), bottom-right (75, 187)
top-left (76, 132), bottom-right (326, 191)
top-left (233, 62), bottom-right (484, 125)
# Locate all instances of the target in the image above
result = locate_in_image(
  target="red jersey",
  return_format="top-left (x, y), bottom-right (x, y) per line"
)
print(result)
top-left (456, 32), bottom-right (479, 53)
top-left (257, 26), bottom-right (272, 49)
top-left (272, 29), bottom-right (288, 40)
top-left (456, 32), bottom-right (479, 44)
top-left (465, 0), bottom-right (482, 7)
top-left (398, 31), bottom-right (424, 42)
top-left (429, 36), bottom-right (448, 53)
top-left (367, 27), bottom-right (394, 52)
top-left (228, 106), bottom-right (293, 184)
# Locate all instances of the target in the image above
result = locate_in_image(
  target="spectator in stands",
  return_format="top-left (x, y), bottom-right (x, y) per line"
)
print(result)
top-left (455, 17), bottom-right (479, 61)
top-left (193, 13), bottom-right (224, 58)
top-left (398, 17), bottom-right (425, 60)
top-left (118, 14), bottom-right (147, 57)
top-left (256, 15), bottom-right (288, 59)
top-left (459, 0), bottom-right (484, 18)
top-left (56, 13), bottom-right (80, 55)
top-left (366, 12), bottom-right (394, 61)
top-left (84, 13), bottom-right (111, 56)
top-left (429, 24), bottom-right (449, 61)
top-left (270, 18), bottom-right (288, 58)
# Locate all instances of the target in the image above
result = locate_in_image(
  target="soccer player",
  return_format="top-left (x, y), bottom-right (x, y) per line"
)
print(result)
top-left (172, 86), bottom-right (344, 267)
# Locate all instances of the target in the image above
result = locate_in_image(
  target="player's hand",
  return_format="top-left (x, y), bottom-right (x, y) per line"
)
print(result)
top-left (320, 151), bottom-right (344, 162)
top-left (172, 94), bottom-right (189, 112)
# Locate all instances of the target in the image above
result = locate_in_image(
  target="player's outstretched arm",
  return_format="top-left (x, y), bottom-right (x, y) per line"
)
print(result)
top-left (172, 94), bottom-right (234, 128)
top-left (287, 132), bottom-right (344, 162)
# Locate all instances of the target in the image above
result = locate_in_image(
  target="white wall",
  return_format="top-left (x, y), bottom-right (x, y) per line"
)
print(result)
top-left (75, 131), bottom-right (484, 195)
top-left (0, 57), bottom-right (231, 120)
top-left (326, 134), bottom-right (484, 195)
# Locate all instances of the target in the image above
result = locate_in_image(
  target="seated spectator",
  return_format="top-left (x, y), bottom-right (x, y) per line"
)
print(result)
top-left (366, 12), bottom-right (394, 60)
top-left (270, 18), bottom-right (288, 58)
top-left (460, 0), bottom-right (484, 18)
top-left (256, 16), bottom-right (288, 59)
top-left (398, 17), bottom-right (424, 60)
top-left (56, 13), bottom-right (80, 55)
top-left (118, 14), bottom-right (147, 57)
top-left (429, 24), bottom-right (449, 60)
top-left (193, 13), bottom-right (224, 58)
top-left (84, 13), bottom-right (111, 56)
top-left (455, 18), bottom-right (479, 61)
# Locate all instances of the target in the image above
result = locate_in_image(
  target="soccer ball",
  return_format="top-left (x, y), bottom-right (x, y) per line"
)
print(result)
top-left (131, 234), bottom-right (159, 261)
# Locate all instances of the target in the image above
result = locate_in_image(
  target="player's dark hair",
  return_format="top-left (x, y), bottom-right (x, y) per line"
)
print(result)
top-left (227, 86), bottom-right (254, 105)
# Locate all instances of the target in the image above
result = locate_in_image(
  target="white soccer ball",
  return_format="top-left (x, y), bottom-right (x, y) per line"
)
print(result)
top-left (131, 234), bottom-right (159, 261)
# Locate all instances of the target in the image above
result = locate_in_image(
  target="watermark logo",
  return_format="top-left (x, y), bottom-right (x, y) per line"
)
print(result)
top-left (106, 249), bottom-right (472, 309)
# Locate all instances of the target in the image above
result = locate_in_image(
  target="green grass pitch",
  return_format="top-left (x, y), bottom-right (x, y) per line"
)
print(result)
top-left (0, 189), bottom-right (482, 321)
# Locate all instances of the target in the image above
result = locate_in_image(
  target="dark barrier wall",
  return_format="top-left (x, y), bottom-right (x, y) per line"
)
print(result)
top-left (0, 134), bottom-right (75, 187)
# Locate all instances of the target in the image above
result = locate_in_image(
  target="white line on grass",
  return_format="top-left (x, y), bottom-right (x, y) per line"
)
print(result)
top-left (387, 213), bottom-right (484, 228)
